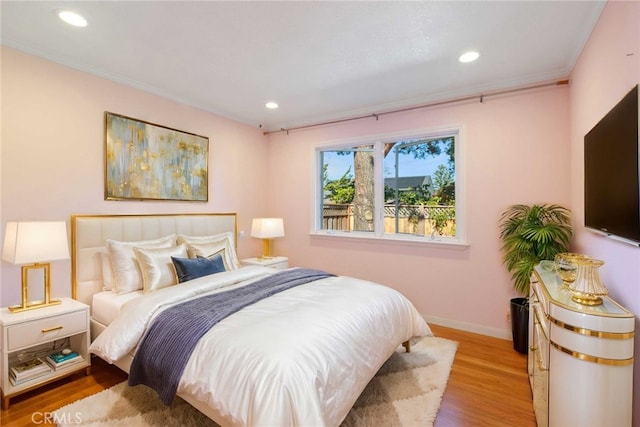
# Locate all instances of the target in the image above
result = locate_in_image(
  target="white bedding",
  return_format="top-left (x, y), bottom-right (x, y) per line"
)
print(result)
top-left (90, 266), bottom-right (431, 427)
top-left (91, 290), bottom-right (141, 326)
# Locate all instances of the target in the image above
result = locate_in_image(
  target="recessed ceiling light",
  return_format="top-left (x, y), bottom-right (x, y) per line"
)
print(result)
top-left (265, 102), bottom-right (279, 109)
top-left (57, 10), bottom-right (88, 27)
top-left (459, 51), bottom-right (479, 63)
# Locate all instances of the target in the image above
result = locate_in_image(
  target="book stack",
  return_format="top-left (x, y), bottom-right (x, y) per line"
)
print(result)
top-left (45, 350), bottom-right (85, 370)
top-left (9, 358), bottom-right (52, 385)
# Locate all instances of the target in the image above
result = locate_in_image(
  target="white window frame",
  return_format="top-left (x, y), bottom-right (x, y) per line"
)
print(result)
top-left (311, 125), bottom-right (467, 248)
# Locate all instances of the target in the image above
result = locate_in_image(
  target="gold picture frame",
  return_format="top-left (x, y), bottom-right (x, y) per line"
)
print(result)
top-left (104, 112), bottom-right (209, 201)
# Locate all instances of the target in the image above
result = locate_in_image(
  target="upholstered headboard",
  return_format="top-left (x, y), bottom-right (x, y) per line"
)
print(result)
top-left (71, 213), bottom-right (237, 307)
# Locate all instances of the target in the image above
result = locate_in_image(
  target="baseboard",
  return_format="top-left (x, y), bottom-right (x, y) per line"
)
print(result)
top-left (423, 314), bottom-right (512, 341)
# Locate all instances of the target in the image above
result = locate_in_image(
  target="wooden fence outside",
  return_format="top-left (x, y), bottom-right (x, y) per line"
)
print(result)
top-left (322, 204), bottom-right (455, 236)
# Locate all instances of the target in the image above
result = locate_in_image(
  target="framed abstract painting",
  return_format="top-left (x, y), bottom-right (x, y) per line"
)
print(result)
top-left (104, 112), bottom-right (209, 201)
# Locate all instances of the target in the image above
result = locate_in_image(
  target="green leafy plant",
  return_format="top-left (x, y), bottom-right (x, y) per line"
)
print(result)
top-left (430, 208), bottom-right (453, 237)
top-left (324, 167), bottom-right (354, 204)
top-left (499, 204), bottom-right (572, 295)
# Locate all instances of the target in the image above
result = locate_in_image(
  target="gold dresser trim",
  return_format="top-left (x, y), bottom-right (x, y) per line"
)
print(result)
top-left (548, 316), bottom-right (635, 340)
top-left (550, 341), bottom-right (634, 366)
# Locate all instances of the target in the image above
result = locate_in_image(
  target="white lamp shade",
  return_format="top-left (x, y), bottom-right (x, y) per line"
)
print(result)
top-left (250, 218), bottom-right (285, 239)
top-left (2, 221), bottom-right (70, 264)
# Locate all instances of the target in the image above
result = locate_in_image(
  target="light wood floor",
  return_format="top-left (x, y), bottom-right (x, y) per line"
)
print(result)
top-left (431, 324), bottom-right (536, 427)
top-left (0, 324), bottom-right (536, 426)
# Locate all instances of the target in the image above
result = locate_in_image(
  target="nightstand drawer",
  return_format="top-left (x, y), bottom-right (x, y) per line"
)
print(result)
top-left (267, 260), bottom-right (288, 270)
top-left (6, 310), bottom-right (87, 351)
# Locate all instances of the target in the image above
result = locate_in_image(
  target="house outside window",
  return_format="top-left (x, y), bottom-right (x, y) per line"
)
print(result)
top-left (315, 127), bottom-right (465, 245)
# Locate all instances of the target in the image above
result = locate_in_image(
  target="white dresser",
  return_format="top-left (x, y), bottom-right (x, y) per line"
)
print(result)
top-left (528, 264), bottom-right (634, 427)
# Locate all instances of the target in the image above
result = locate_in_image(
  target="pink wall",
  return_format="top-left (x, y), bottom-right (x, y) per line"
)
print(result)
top-left (266, 86), bottom-right (571, 338)
top-left (0, 47), bottom-right (268, 306)
top-left (569, 1), bottom-right (640, 423)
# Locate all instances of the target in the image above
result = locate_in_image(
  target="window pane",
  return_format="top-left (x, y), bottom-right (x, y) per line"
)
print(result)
top-left (383, 137), bottom-right (455, 237)
top-left (321, 145), bottom-right (375, 232)
top-left (316, 130), bottom-right (460, 243)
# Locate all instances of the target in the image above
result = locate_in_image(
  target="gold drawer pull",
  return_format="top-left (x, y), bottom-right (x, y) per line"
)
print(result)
top-left (537, 357), bottom-right (549, 372)
top-left (41, 325), bottom-right (63, 333)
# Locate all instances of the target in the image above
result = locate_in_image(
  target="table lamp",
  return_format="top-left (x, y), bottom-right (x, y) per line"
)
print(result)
top-left (2, 221), bottom-right (70, 312)
top-left (250, 218), bottom-right (284, 259)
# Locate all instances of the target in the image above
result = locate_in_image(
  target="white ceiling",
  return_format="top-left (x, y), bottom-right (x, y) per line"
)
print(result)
top-left (1, 1), bottom-right (605, 132)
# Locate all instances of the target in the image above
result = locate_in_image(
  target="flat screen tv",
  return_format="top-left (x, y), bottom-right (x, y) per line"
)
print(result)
top-left (584, 84), bottom-right (639, 245)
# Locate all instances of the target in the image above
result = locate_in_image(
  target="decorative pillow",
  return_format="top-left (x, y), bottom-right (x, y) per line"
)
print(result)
top-left (186, 242), bottom-right (233, 270)
top-left (100, 251), bottom-right (115, 291)
top-left (133, 244), bottom-right (188, 293)
top-left (176, 232), bottom-right (232, 245)
top-left (171, 254), bottom-right (226, 283)
top-left (106, 234), bottom-right (176, 294)
top-left (178, 231), bottom-right (239, 270)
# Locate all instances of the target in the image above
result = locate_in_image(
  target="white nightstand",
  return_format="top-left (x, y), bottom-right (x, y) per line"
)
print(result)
top-left (241, 256), bottom-right (289, 270)
top-left (0, 298), bottom-right (91, 409)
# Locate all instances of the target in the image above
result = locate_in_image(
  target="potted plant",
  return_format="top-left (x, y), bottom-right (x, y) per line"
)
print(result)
top-left (498, 204), bottom-right (572, 353)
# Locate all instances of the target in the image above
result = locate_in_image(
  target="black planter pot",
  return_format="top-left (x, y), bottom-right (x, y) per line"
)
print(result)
top-left (510, 297), bottom-right (529, 354)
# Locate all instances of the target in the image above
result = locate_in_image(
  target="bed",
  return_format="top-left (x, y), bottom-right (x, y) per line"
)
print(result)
top-left (71, 213), bottom-right (431, 426)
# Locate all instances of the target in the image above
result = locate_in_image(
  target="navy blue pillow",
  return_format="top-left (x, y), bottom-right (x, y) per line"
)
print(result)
top-left (171, 254), bottom-right (226, 283)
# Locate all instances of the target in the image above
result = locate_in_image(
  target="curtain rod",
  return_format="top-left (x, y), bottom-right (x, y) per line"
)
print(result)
top-left (263, 79), bottom-right (569, 136)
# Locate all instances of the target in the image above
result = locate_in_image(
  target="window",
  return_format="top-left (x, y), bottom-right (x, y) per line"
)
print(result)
top-left (316, 127), bottom-right (465, 245)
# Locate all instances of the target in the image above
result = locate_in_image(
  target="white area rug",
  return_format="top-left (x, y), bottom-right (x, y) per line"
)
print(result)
top-left (54, 336), bottom-right (457, 427)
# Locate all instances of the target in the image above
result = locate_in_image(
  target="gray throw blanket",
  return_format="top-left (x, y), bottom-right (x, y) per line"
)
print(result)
top-left (128, 268), bottom-right (334, 405)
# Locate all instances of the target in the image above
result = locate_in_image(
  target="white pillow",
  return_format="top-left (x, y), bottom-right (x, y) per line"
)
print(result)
top-left (106, 234), bottom-right (176, 294)
top-left (177, 232), bottom-right (239, 269)
top-left (133, 244), bottom-right (188, 293)
top-left (176, 232), bottom-right (231, 245)
top-left (100, 251), bottom-right (115, 291)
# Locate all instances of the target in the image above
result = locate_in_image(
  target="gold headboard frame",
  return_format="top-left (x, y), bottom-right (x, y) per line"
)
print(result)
top-left (71, 213), bottom-right (238, 307)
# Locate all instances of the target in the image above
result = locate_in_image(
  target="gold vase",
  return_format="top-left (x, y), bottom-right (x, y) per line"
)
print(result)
top-left (568, 258), bottom-right (608, 306)
top-left (554, 252), bottom-right (590, 288)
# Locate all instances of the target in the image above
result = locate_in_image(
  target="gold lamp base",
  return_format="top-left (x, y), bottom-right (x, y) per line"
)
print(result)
top-left (8, 263), bottom-right (61, 313)
top-left (9, 299), bottom-right (62, 313)
top-left (258, 238), bottom-right (274, 260)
